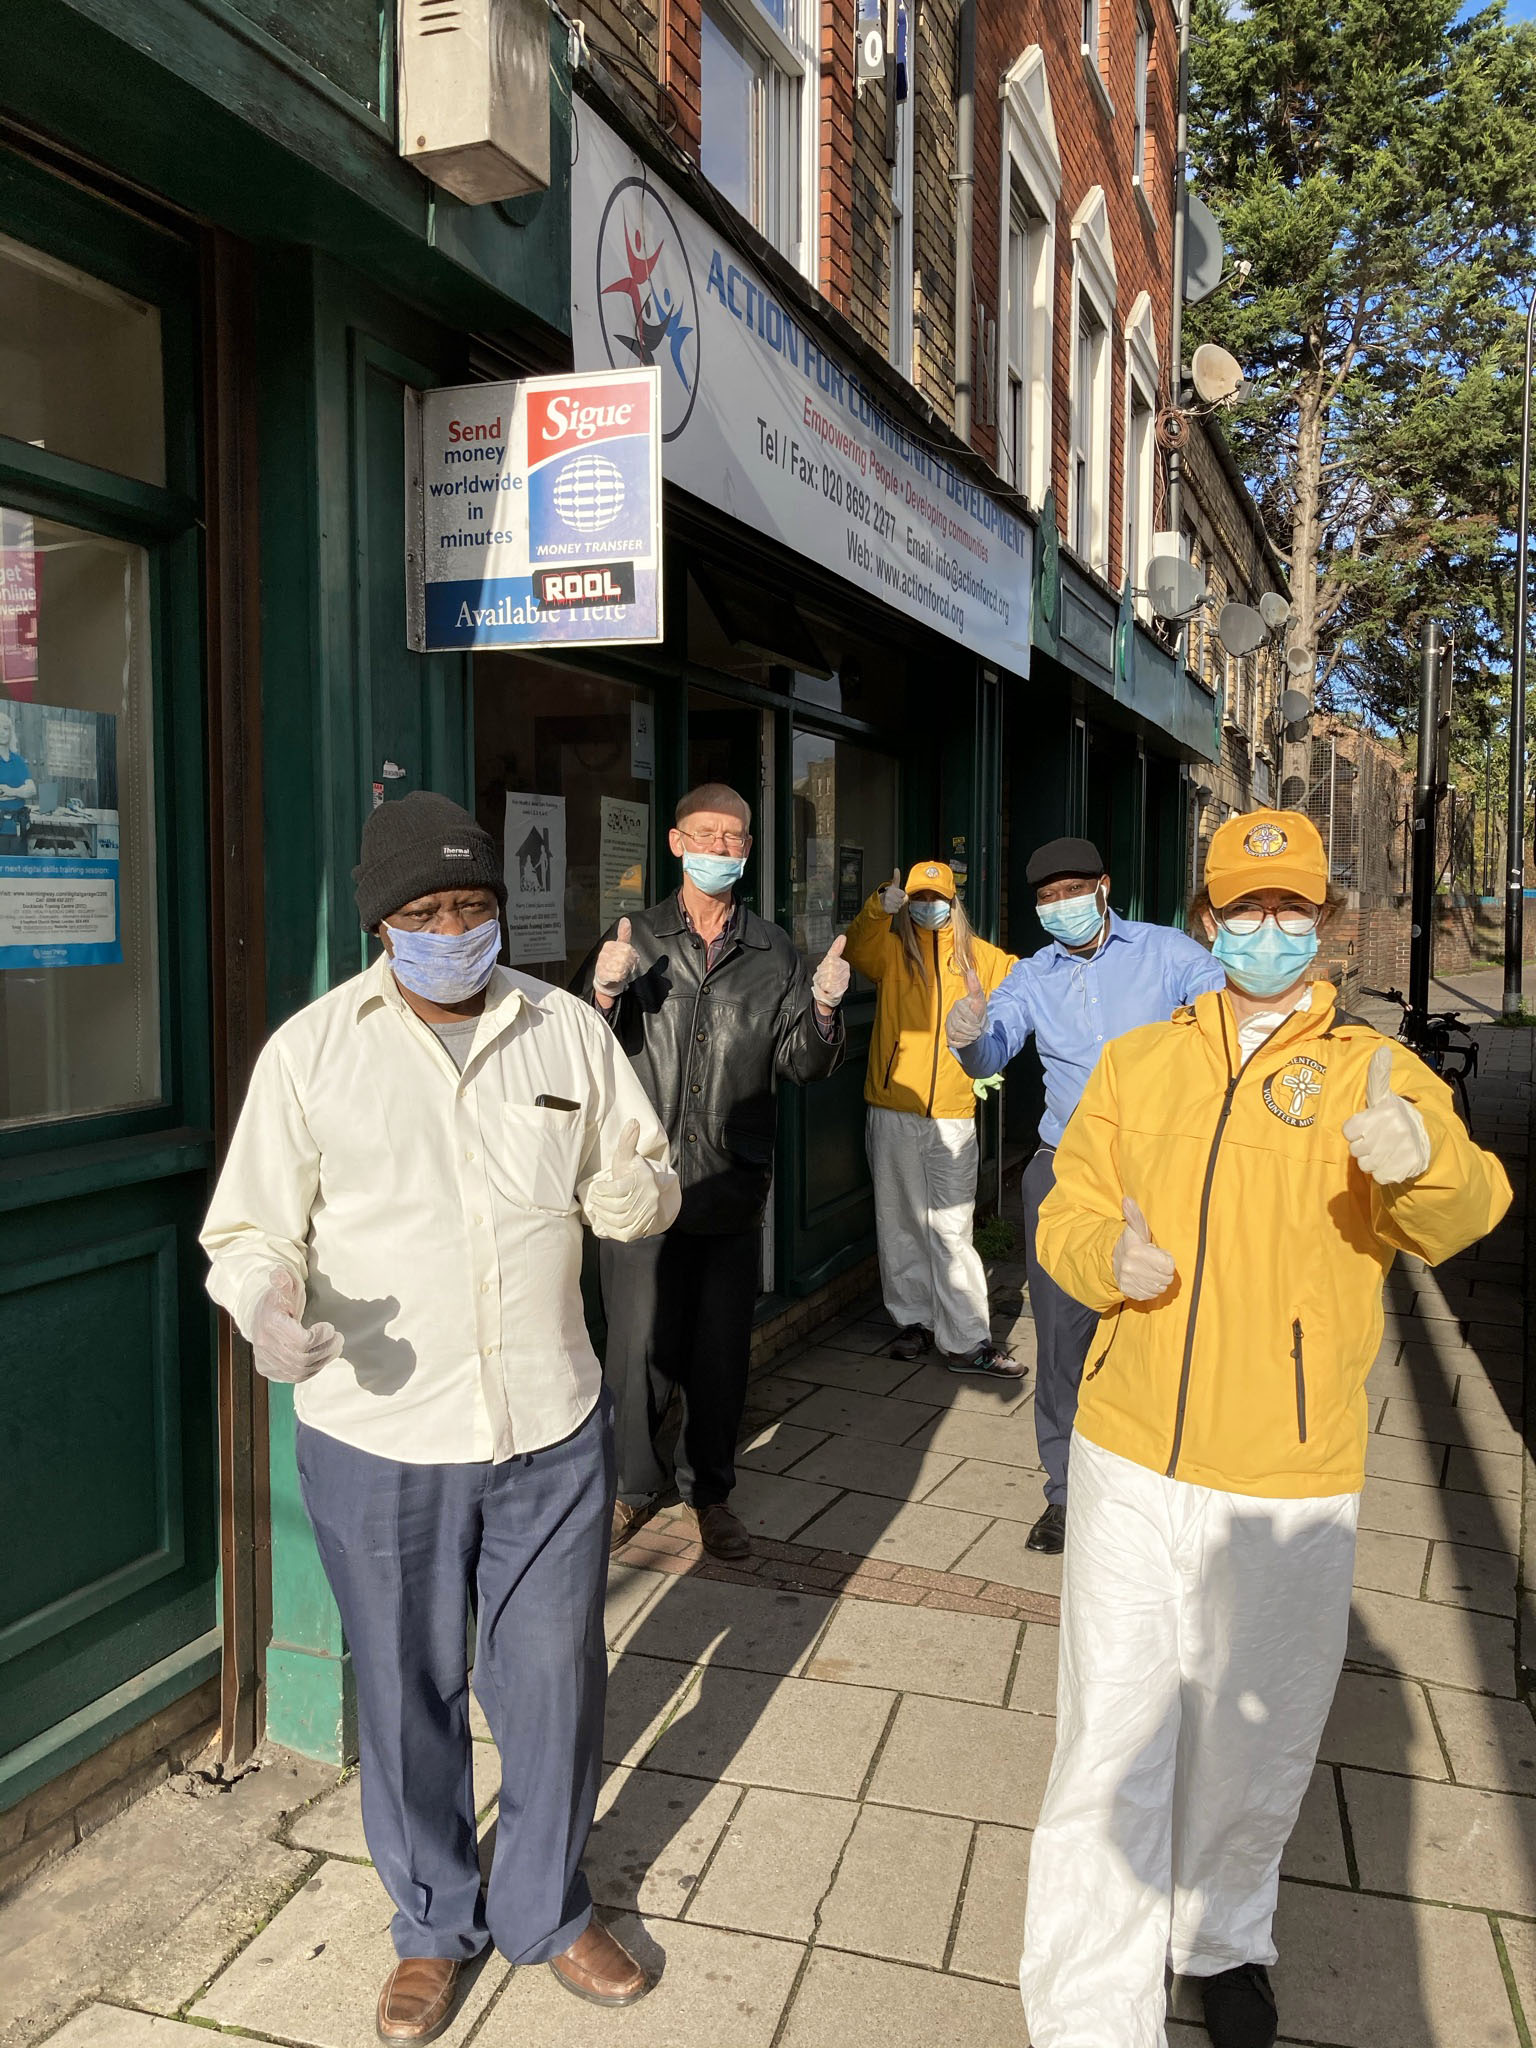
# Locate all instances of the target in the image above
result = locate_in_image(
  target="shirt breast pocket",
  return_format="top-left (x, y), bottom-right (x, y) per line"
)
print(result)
top-left (489, 1103), bottom-right (583, 1214)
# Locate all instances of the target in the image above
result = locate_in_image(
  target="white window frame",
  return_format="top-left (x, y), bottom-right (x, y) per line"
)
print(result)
top-left (890, 32), bottom-right (915, 377)
top-left (1133, 8), bottom-right (1152, 194)
top-left (997, 48), bottom-right (1060, 507)
top-left (1123, 289), bottom-right (1159, 616)
top-left (700, 0), bottom-right (819, 280)
top-left (1068, 185), bottom-right (1116, 578)
top-left (1080, 0), bottom-right (1114, 116)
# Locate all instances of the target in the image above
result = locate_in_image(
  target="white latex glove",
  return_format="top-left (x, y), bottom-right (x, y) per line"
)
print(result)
top-left (880, 867), bottom-right (908, 916)
top-left (1342, 1044), bottom-right (1432, 1184)
top-left (250, 1268), bottom-right (343, 1384)
top-left (812, 934), bottom-right (851, 1011)
top-left (583, 1119), bottom-right (666, 1238)
top-left (1112, 1197), bottom-right (1177, 1303)
top-left (945, 965), bottom-right (989, 1049)
top-left (593, 916), bottom-right (641, 1006)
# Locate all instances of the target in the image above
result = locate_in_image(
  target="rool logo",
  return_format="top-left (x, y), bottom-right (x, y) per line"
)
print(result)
top-left (595, 178), bottom-right (701, 444)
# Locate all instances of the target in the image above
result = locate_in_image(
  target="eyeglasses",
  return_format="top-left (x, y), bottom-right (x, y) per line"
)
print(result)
top-left (1215, 900), bottom-right (1321, 938)
top-left (678, 825), bottom-right (750, 854)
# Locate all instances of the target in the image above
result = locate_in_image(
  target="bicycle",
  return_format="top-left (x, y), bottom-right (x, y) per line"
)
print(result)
top-left (1359, 987), bottom-right (1478, 1127)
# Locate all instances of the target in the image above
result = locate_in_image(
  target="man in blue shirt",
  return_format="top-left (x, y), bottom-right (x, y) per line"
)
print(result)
top-left (947, 835), bottom-right (1224, 1554)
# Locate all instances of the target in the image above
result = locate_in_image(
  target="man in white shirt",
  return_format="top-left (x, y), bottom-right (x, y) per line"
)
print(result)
top-left (201, 792), bottom-right (679, 2043)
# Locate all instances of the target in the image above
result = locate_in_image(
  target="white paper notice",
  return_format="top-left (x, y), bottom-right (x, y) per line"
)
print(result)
top-left (599, 797), bottom-right (648, 927)
top-left (0, 869), bottom-right (118, 952)
top-left (503, 791), bottom-right (567, 965)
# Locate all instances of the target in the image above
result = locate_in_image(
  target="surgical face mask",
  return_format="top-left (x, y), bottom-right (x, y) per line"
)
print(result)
top-left (681, 851), bottom-right (747, 894)
top-left (909, 898), bottom-right (952, 929)
top-left (1038, 885), bottom-right (1106, 948)
top-left (384, 917), bottom-right (501, 1003)
top-left (1210, 920), bottom-right (1319, 998)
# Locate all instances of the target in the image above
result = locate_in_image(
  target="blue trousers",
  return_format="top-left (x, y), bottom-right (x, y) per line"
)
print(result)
top-left (1022, 1144), bottom-right (1101, 1507)
top-left (294, 1396), bottom-right (614, 1963)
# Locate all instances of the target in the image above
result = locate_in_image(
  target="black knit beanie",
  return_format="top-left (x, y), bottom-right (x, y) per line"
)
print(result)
top-left (353, 791), bottom-right (507, 930)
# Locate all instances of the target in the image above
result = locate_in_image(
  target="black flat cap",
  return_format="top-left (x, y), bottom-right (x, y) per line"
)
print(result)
top-left (1026, 836), bottom-right (1105, 887)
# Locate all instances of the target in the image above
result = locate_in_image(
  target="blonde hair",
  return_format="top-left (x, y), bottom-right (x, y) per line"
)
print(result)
top-left (894, 892), bottom-right (976, 983)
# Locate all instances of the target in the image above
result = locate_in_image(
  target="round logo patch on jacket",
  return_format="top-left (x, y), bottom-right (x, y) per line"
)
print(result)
top-left (1264, 1054), bottom-right (1326, 1127)
top-left (1244, 822), bottom-right (1288, 858)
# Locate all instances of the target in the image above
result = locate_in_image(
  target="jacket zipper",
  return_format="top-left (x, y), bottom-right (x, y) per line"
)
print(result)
top-left (1165, 1008), bottom-right (1244, 1479)
top-left (1292, 1318), bottom-right (1307, 1443)
top-left (924, 930), bottom-right (943, 1116)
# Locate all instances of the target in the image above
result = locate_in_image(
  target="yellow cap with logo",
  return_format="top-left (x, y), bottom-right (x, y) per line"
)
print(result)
top-left (1204, 808), bottom-right (1327, 909)
top-left (904, 860), bottom-right (957, 900)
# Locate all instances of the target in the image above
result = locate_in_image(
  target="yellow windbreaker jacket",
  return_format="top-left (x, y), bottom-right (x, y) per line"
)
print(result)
top-left (1037, 984), bottom-right (1512, 1498)
top-left (842, 892), bottom-right (1017, 1119)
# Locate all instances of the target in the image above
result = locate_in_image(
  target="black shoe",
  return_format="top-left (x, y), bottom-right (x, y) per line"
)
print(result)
top-left (1200, 1962), bottom-right (1277, 2048)
top-left (888, 1325), bottom-right (933, 1360)
top-left (1025, 1503), bottom-right (1066, 1554)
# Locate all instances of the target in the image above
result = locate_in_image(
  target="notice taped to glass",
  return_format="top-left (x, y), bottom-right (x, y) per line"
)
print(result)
top-left (407, 368), bottom-right (663, 651)
top-left (599, 797), bottom-right (648, 928)
top-left (0, 699), bottom-right (121, 969)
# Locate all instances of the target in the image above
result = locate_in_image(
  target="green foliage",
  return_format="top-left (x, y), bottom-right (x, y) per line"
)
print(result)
top-left (973, 1214), bottom-right (1017, 1259)
top-left (1187, 0), bottom-right (1536, 729)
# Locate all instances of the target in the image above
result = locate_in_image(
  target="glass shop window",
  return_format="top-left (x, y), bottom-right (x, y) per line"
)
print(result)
top-left (790, 730), bottom-right (897, 973)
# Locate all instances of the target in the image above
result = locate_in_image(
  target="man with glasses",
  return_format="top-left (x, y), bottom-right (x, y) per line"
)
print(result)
top-left (946, 834), bottom-right (1224, 1554)
top-left (575, 782), bottom-right (848, 1561)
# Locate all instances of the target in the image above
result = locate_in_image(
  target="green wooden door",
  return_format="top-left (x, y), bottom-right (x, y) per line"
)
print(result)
top-left (0, 149), bottom-right (217, 1806)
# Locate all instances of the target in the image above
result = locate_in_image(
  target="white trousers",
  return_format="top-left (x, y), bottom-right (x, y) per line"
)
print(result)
top-left (1019, 1431), bottom-right (1359, 2048)
top-left (866, 1106), bottom-right (992, 1355)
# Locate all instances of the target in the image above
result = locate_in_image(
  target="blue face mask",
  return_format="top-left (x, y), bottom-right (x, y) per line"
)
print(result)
top-left (384, 917), bottom-right (501, 1003)
top-left (682, 851), bottom-right (747, 894)
top-left (1038, 886), bottom-right (1106, 948)
top-left (909, 898), bottom-right (952, 929)
top-left (1210, 921), bottom-right (1319, 998)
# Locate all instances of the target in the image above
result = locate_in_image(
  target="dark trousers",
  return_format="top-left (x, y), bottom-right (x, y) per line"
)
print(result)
top-left (294, 1397), bottom-right (613, 1964)
top-left (599, 1227), bottom-right (759, 1510)
top-left (1022, 1144), bottom-right (1101, 1507)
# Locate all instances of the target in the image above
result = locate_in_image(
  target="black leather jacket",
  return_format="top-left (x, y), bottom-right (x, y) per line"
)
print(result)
top-left (572, 892), bottom-right (844, 1233)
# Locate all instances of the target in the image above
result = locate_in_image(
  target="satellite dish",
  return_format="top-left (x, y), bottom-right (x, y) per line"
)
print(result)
top-left (1147, 553), bottom-right (1208, 620)
top-left (1284, 644), bottom-right (1314, 677)
top-left (1190, 344), bottom-right (1245, 405)
top-left (1183, 194), bottom-right (1226, 304)
top-left (1258, 593), bottom-right (1291, 633)
top-left (1279, 688), bottom-right (1311, 724)
top-left (1217, 602), bottom-right (1266, 656)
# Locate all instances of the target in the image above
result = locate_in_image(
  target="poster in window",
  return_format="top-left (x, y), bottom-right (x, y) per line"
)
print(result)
top-left (0, 509), bottom-right (39, 701)
top-left (599, 797), bottom-right (648, 928)
top-left (502, 791), bottom-right (567, 965)
top-left (837, 845), bottom-right (864, 922)
top-left (0, 700), bottom-right (121, 969)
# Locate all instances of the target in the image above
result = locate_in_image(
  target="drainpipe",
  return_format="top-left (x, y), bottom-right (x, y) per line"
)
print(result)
top-left (1166, 0), bottom-right (1192, 532)
top-left (953, 0), bottom-right (976, 441)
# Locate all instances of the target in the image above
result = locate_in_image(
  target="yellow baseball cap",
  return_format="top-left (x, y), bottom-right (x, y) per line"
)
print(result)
top-left (904, 860), bottom-right (957, 899)
top-left (1204, 808), bottom-right (1327, 908)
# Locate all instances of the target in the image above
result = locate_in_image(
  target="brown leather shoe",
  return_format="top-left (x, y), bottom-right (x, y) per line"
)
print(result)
top-left (376, 1957), bottom-right (460, 2043)
top-left (611, 1498), bottom-right (647, 1550)
top-left (693, 1502), bottom-right (751, 1561)
top-left (548, 1917), bottom-right (651, 2006)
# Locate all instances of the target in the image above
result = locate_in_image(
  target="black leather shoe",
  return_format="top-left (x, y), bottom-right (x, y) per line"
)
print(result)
top-left (1200, 1962), bottom-right (1278, 2048)
top-left (1025, 1503), bottom-right (1066, 1554)
top-left (888, 1325), bottom-right (932, 1360)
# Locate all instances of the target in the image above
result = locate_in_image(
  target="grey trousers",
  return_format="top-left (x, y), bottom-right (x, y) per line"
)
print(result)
top-left (1022, 1144), bottom-right (1102, 1506)
top-left (294, 1396), bottom-right (613, 1963)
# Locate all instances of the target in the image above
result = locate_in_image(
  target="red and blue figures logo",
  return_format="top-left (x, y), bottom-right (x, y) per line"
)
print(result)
top-left (595, 179), bottom-right (701, 443)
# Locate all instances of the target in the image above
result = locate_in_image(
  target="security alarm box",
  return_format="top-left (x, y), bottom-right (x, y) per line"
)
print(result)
top-left (398, 0), bottom-right (551, 205)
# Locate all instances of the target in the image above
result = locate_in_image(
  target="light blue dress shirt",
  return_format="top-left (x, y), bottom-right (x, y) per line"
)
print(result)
top-left (955, 911), bottom-right (1226, 1145)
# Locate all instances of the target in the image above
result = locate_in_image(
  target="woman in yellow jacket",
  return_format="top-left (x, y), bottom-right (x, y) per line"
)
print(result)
top-left (1015, 808), bottom-right (1511, 2048)
top-left (842, 859), bottom-right (1020, 1375)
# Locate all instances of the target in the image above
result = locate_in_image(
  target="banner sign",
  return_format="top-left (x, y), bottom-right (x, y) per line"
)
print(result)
top-left (0, 700), bottom-right (121, 970)
top-left (407, 367), bottom-right (663, 651)
top-left (572, 113), bottom-right (1033, 675)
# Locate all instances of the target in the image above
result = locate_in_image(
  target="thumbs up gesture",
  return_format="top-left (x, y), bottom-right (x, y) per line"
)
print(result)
top-left (945, 964), bottom-right (989, 1049)
top-left (880, 867), bottom-right (908, 916)
top-left (583, 1116), bottom-right (677, 1239)
top-left (813, 933), bottom-right (851, 1011)
top-left (593, 915), bottom-right (641, 1007)
top-left (1112, 1197), bottom-right (1178, 1302)
top-left (1342, 1043), bottom-right (1433, 1184)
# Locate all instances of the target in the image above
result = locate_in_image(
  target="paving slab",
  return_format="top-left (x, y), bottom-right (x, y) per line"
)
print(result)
top-left (822, 1316), bottom-right (901, 1356)
top-left (1493, 1920), bottom-right (1536, 2048)
top-left (804, 1600), bottom-right (1019, 1705)
top-left (1446, 1446), bottom-right (1523, 1499)
top-left (34, 2010), bottom-right (228, 2048)
top-left (948, 1821), bottom-right (1031, 1984)
top-left (1427, 1687), bottom-right (1536, 1793)
top-left (949, 1514), bottom-right (1063, 1597)
top-left (724, 1468), bottom-right (842, 1541)
top-left (1365, 1433), bottom-right (1450, 1487)
top-left (886, 1362), bottom-right (1034, 1415)
top-left (1347, 1588), bottom-right (1516, 1697)
top-left (642, 1667), bottom-right (894, 1797)
top-left (814, 1804), bottom-right (971, 1966)
top-left (287, 1743), bottom-right (500, 1860)
top-left (744, 1372), bottom-right (825, 1416)
top-left (776, 1384), bottom-right (940, 1446)
top-left (866, 1695), bottom-right (1056, 1827)
top-left (620, 1575), bottom-right (833, 1677)
top-left (1376, 1398), bottom-right (1523, 1454)
top-left (1319, 1671), bottom-right (1447, 1780)
top-left (1358, 1476), bottom-right (1522, 1551)
top-left (587, 1766), bottom-right (740, 1916)
top-left (1006, 1623), bottom-right (1060, 1715)
top-left (792, 1492), bottom-right (992, 1571)
top-left (777, 1947), bottom-right (1030, 2047)
top-left (782, 1432), bottom-right (961, 1503)
top-left (902, 1409), bottom-right (1046, 1469)
top-left (773, 1347), bottom-right (934, 1397)
top-left (685, 1787), bottom-right (854, 1939)
top-left (736, 1421), bottom-right (831, 1473)
top-left (1343, 1766), bottom-right (1536, 1914)
top-left (922, 1458), bottom-right (1051, 1522)
top-left (1280, 1765), bottom-right (1348, 1884)
top-left (475, 1912), bottom-right (802, 2047)
top-left (1352, 1527), bottom-right (1431, 1600)
top-left (1425, 1540), bottom-right (1518, 1617)
top-left (603, 1654), bottom-right (699, 1766)
top-left (1448, 1379), bottom-right (1523, 1423)
top-left (192, 1860), bottom-right (508, 2048)
top-left (604, 1562), bottom-right (670, 1645)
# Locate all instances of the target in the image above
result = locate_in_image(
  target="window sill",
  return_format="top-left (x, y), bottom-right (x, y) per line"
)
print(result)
top-left (1134, 177), bottom-right (1157, 233)
top-left (1080, 46), bottom-right (1116, 120)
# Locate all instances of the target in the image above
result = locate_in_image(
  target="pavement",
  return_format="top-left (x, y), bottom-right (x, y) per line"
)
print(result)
top-left (2, 972), bottom-right (1533, 2048)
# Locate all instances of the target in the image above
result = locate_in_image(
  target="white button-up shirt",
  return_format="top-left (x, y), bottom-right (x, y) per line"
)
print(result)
top-left (201, 956), bottom-right (679, 1464)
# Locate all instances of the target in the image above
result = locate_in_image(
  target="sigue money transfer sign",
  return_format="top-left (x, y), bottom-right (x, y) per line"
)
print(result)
top-left (571, 111), bottom-right (1032, 676)
top-left (407, 367), bottom-right (663, 650)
